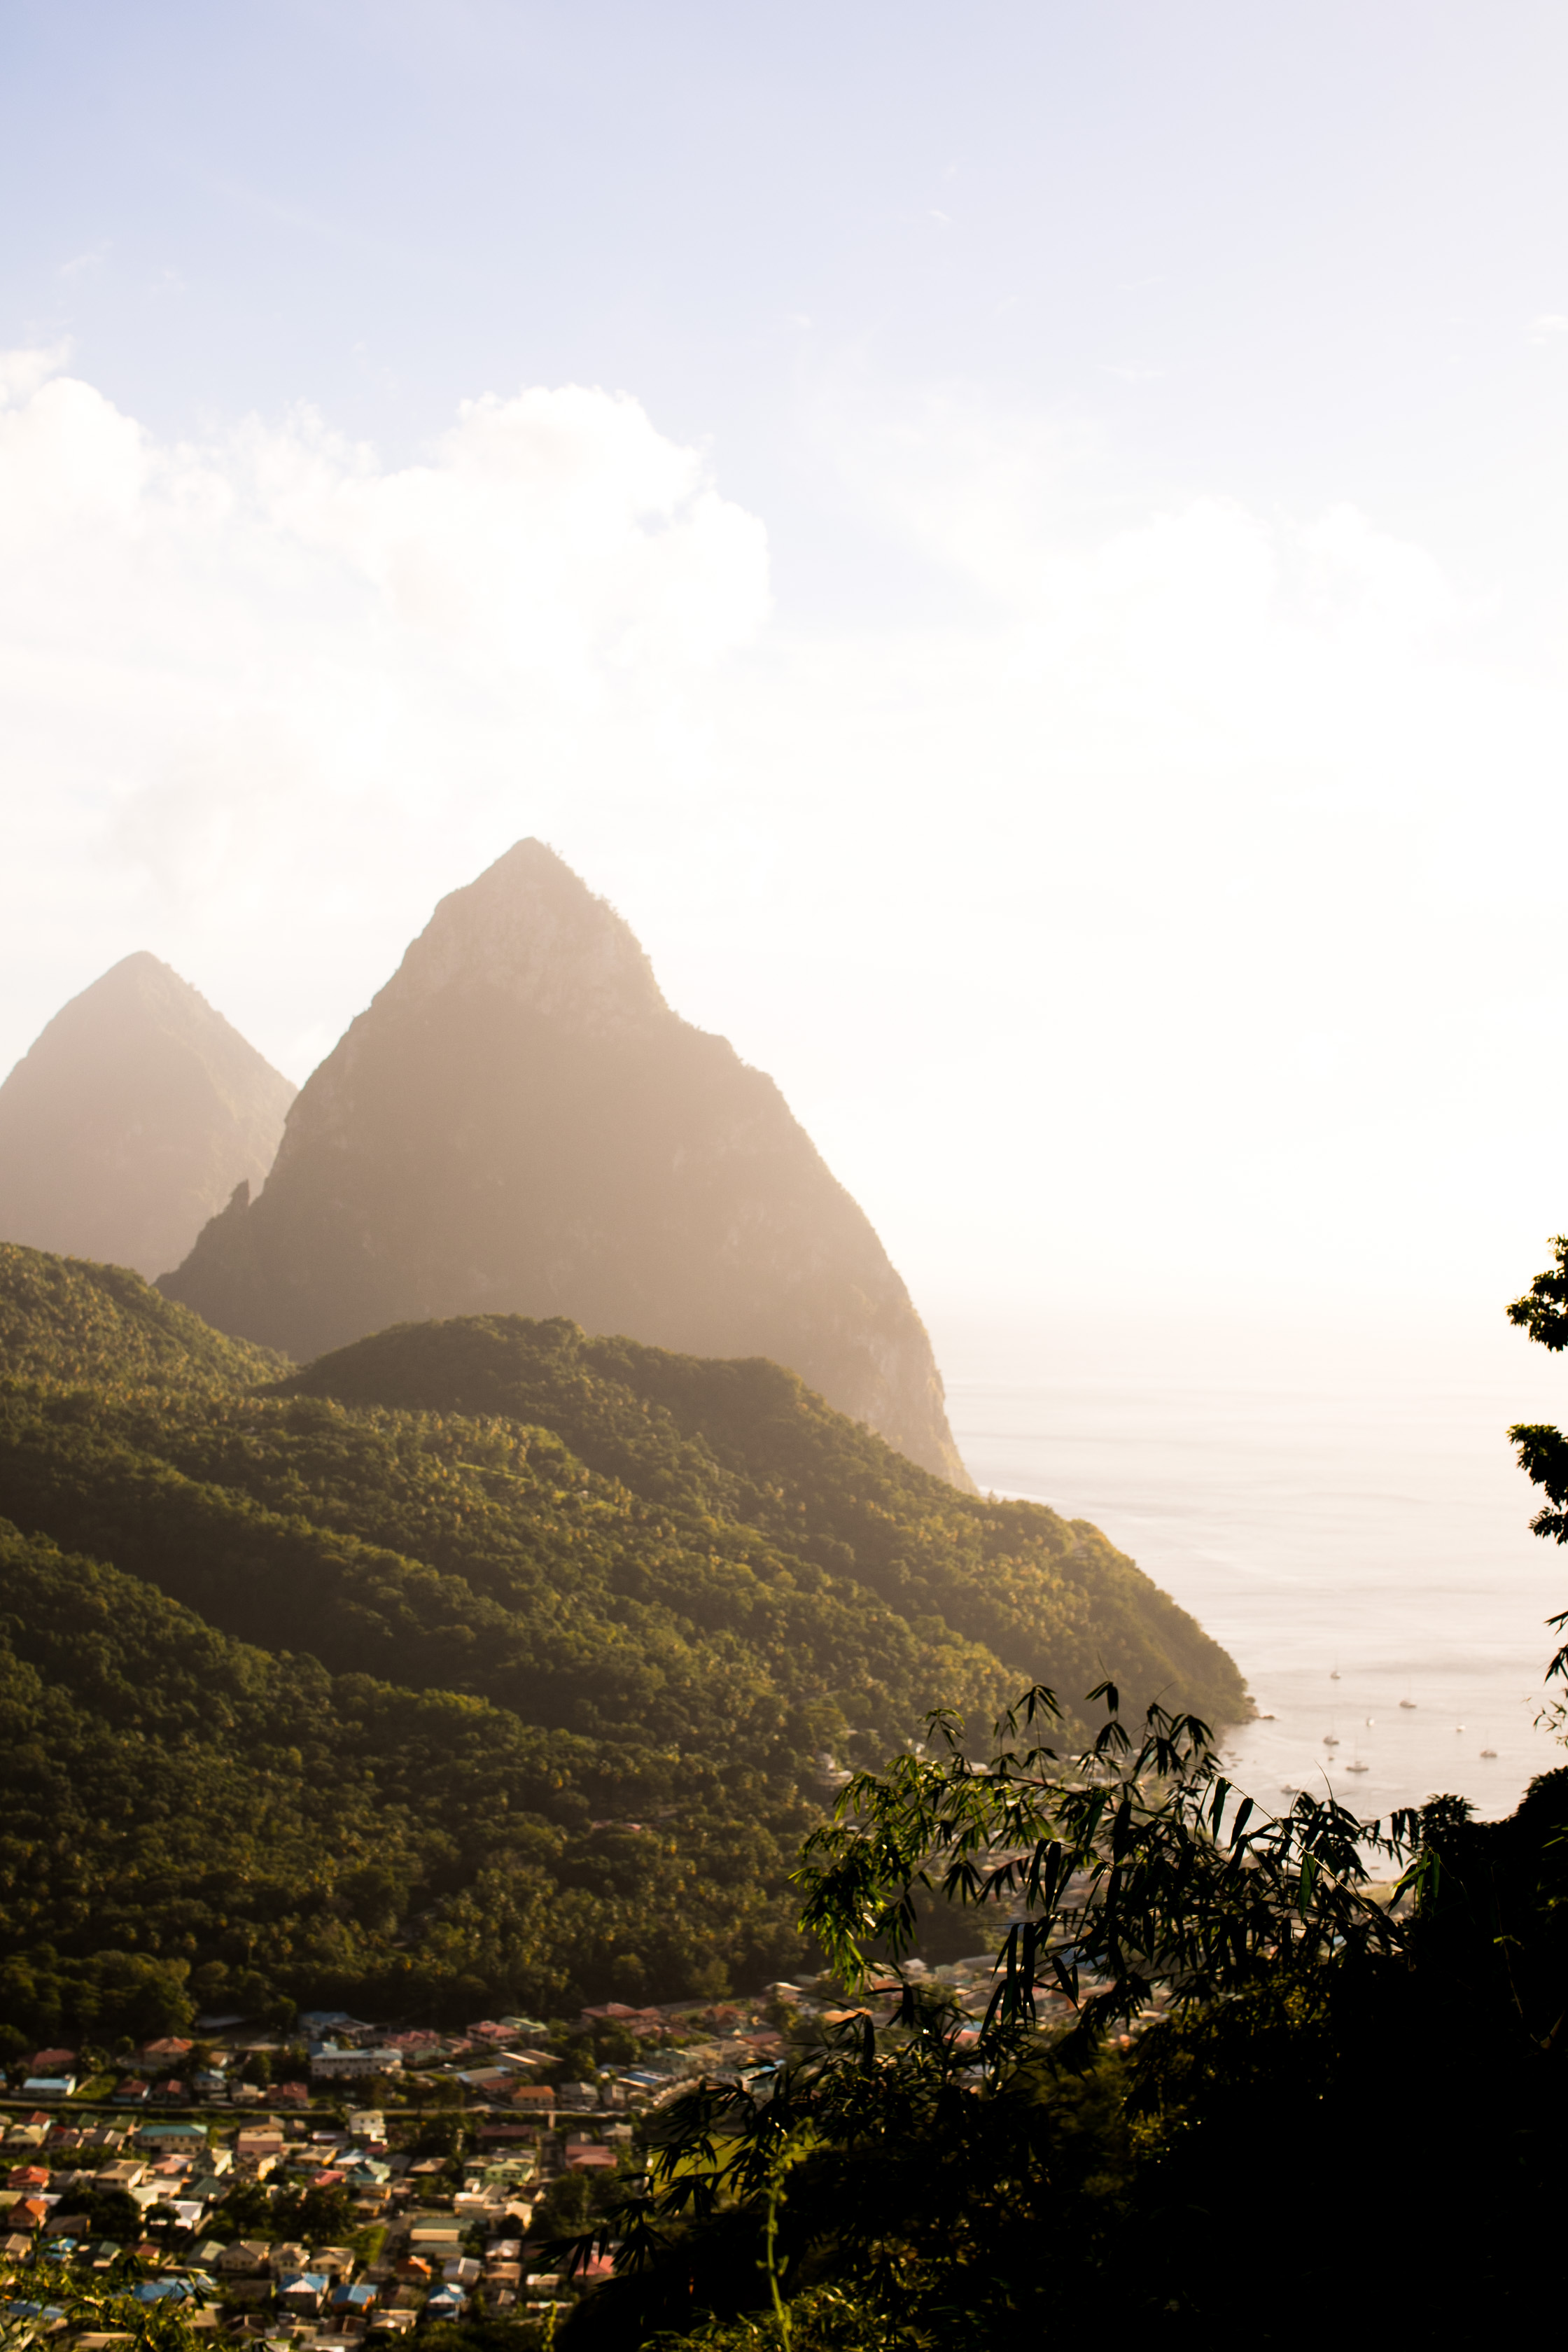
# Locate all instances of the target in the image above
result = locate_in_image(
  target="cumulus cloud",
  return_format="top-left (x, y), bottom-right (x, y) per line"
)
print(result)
top-left (3, 349), bottom-right (1567, 1313)
top-left (673, 379), bottom-right (1568, 1309)
top-left (760, 379), bottom-right (1485, 857)
top-left (0, 342), bottom-right (73, 405)
top-left (0, 354), bottom-right (769, 1067)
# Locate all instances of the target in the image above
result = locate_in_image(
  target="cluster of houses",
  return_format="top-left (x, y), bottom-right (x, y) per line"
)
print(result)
top-left (0, 2099), bottom-right (590, 2339)
top-left (0, 1994), bottom-right (797, 2342)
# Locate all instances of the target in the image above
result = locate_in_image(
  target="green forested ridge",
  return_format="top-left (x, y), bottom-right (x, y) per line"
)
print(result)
top-left (280, 1315), bottom-right (1235, 1720)
top-left (0, 1385), bottom-right (1014, 1750)
top-left (0, 1519), bottom-right (797, 2038)
top-left (0, 1247), bottom-right (1244, 2033)
top-left (0, 1240), bottom-right (286, 1388)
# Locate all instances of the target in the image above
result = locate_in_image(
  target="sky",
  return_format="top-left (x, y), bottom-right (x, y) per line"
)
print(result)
top-left (5, 0), bottom-right (1568, 1354)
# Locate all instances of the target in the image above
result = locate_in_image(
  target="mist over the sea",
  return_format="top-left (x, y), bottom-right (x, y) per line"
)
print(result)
top-left (939, 1298), bottom-right (1568, 1821)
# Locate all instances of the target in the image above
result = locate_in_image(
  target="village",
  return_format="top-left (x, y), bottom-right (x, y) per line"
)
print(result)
top-left (0, 1960), bottom-right (1029, 2342)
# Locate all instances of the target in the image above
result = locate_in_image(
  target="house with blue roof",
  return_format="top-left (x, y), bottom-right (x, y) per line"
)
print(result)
top-left (277, 2272), bottom-right (330, 2316)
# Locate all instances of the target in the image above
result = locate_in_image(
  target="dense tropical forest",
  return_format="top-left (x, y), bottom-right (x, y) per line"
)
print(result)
top-left (8, 1235), bottom-right (1568, 2334)
top-left (0, 1242), bottom-right (1242, 2042)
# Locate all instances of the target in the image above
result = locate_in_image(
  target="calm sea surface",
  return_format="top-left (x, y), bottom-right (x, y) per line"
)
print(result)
top-left (939, 1312), bottom-right (1568, 1823)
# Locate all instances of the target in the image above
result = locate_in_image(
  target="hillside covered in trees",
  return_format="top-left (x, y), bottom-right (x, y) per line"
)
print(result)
top-left (0, 1244), bottom-right (1245, 2040)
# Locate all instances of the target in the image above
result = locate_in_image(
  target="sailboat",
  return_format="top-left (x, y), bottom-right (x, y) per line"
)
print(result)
top-left (1399, 1699), bottom-right (1417, 1709)
top-left (1480, 1746), bottom-right (1498, 1758)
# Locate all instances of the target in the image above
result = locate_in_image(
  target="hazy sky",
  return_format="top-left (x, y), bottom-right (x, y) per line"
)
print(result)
top-left (5, 0), bottom-right (1568, 1338)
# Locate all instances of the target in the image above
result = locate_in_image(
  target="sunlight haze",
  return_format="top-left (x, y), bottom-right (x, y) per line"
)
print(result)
top-left (8, 12), bottom-right (1568, 2300)
top-left (4, 0), bottom-right (1568, 1336)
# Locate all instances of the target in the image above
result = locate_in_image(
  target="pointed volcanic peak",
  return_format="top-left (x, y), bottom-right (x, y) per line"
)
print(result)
top-left (164, 839), bottom-right (973, 1486)
top-left (0, 954), bottom-right (296, 1281)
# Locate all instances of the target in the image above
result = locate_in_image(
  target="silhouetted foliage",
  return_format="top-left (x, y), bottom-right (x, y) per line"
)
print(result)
top-left (561, 1675), bottom-right (1568, 2338)
top-left (558, 1235), bottom-right (1568, 2340)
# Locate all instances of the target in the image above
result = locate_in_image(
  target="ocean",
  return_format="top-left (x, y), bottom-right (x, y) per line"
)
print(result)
top-left (938, 1307), bottom-right (1568, 1824)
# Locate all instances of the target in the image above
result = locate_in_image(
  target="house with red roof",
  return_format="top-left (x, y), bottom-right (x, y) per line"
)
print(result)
top-left (141, 2038), bottom-right (193, 2073)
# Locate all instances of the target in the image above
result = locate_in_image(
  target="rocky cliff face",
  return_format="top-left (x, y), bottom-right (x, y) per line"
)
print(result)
top-left (162, 841), bottom-right (973, 1487)
top-left (0, 953), bottom-right (295, 1280)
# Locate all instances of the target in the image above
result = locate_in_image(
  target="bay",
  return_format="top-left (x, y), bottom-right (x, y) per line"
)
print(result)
top-left (937, 1306), bottom-right (1568, 1823)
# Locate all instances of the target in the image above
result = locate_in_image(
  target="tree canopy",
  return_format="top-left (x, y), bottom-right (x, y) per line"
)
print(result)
top-left (0, 1246), bottom-right (1242, 2032)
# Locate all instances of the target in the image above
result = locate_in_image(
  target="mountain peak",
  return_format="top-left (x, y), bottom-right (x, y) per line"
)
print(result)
top-left (62, 950), bottom-right (206, 1018)
top-left (382, 837), bottom-right (668, 1035)
top-left (95, 948), bottom-right (172, 987)
top-left (164, 846), bottom-right (973, 1487)
top-left (0, 957), bottom-right (295, 1279)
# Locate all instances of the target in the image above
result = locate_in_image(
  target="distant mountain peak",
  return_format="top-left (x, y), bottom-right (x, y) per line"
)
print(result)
top-left (97, 948), bottom-right (174, 988)
top-left (384, 839), bottom-right (668, 1035)
top-left (0, 956), bottom-right (295, 1280)
top-left (71, 948), bottom-right (220, 1018)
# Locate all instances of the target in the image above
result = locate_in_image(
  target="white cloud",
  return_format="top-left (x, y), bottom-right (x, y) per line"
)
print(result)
top-left (4, 348), bottom-right (1567, 1323)
top-left (0, 354), bottom-right (770, 1074)
top-left (663, 380), bottom-right (1568, 1314)
top-left (0, 342), bottom-right (72, 405)
top-left (1528, 312), bottom-right (1568, 344)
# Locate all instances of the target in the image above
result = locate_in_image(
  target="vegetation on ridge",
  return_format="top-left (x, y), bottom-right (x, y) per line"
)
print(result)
top-left (278, 1314), bottom-right (1239, 1728)
top-left (0, 1240), bottom-right (286, 1387)
top-left (0, 1247), bottom-right (1243, 2040)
